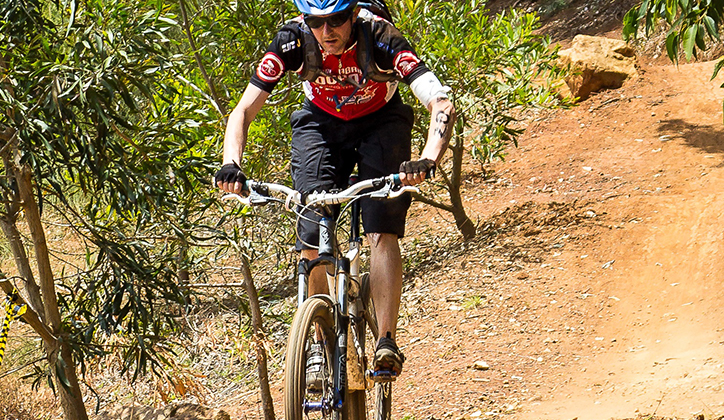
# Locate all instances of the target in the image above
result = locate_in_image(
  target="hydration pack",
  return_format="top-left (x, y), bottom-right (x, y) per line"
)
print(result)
top-left (297, 1), bottom-right (401, 85)
top-left (359, 0), bottom-right (393, 23)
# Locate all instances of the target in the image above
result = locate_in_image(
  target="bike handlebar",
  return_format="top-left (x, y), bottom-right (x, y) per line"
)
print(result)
top-left (222, 174), bottom-right (419, 209)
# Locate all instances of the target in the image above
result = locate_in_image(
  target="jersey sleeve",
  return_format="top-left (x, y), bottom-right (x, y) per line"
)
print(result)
top-left (370, 19), bottom-right (431, 85)
top-left (249, 21), bottom-right (305, 93)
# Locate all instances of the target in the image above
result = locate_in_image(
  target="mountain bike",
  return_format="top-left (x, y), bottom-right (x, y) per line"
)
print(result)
top-left (224, 174), bottom-right (416, 420)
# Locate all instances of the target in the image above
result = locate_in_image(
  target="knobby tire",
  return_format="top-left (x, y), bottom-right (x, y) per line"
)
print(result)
top-left (284, 297), bottom-right (335, 420)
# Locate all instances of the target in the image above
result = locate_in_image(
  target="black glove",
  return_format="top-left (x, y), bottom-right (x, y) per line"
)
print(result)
top-left (214, 162), bottom-right (247, 186)
top-left (399, 158), bottom-right (436, 179)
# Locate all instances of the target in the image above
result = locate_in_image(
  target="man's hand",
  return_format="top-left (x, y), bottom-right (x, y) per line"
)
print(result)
top-left (399, 158), bottom-right (436, 186)
top-left (215, 162), bottom-right (247, 194)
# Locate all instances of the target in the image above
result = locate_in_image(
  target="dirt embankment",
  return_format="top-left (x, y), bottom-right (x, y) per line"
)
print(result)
top-left (227, 37), bottom-right (724, 420)
top-left (390, 53), bottom-right (724, 420)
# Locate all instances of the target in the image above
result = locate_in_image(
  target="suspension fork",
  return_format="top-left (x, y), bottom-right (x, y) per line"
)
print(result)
top-left (333, 256), bottom-right (351, 409)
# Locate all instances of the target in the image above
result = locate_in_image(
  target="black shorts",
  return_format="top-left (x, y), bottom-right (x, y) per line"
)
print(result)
top-left (290, 94), bottom-right (414, 250)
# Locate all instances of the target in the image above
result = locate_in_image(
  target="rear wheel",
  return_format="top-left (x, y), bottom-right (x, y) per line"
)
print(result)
top-left (284, 297), bottom-right (336, 420)
top-left (374, 382), bottom-right (392, 420)
top-left (347, 274), bottom-right (393, 420)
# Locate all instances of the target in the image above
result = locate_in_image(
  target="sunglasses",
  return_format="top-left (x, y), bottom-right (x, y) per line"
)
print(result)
top-left (304, 8), bottom-right (354, 29)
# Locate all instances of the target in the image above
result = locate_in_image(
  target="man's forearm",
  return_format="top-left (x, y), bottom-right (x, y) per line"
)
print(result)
top-left (421, 97), bottom-right (455, 163)
top-left (223, 106), bottom-right (248, 165)
top-left (221, 84), bottom-right (271, 166)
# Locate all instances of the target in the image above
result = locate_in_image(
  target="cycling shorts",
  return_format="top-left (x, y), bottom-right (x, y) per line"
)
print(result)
top-left (290, 94), bottom-right (414, 251)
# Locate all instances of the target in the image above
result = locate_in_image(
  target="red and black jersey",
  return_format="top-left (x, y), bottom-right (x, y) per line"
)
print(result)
top-left (250, 13), bottom-right (429, 121)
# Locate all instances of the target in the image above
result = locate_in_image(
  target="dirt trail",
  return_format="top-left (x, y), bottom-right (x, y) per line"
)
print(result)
top-left (518, 61), bottom-right (724, 420)
top-left (388, 60), bottom-right (724, 420)
top-left (535, 192), bottom-right (724, 419)
top-left (227, 51), bottom-right (724, 420)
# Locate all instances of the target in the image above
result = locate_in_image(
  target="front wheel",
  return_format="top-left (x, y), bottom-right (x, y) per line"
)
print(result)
top-left (284, 297), bottom-right (336, 420)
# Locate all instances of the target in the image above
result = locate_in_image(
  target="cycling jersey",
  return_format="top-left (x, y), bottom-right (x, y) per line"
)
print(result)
top-left (250, 12), bottom-right (430, 121)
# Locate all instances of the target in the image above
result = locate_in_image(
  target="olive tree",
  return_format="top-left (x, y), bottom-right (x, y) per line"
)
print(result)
top-left (394, 0), bottom-right (569, 239)
top-left (1, 0), bottom-right (221, 417)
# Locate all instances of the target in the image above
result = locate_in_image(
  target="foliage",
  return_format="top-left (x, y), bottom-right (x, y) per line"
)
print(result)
top-left (0, 0), bottom-right (295, 396)
top-left (623, 0), bottom-right (723, 66)
top-left (623, 0), bottom-right (724, 120)
top-left (396, 0), bottom-right (566, 162)
top-left (388, 0), bottom-right (569, 238)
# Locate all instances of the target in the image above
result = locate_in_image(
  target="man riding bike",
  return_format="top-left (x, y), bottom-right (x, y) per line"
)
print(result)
top-left (215, 0), bottom-right (454, 380)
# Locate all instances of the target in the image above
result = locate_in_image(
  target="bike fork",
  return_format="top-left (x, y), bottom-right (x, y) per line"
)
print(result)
top-left (333, 257), bottom-right (351, 410)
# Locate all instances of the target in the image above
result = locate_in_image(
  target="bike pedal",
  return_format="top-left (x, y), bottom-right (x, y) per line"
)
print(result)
top-left (365, 369), bottom-right (398, 383)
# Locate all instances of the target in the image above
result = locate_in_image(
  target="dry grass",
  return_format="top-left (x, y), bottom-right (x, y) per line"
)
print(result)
top-left (0, 375), bottom-right (58, 420)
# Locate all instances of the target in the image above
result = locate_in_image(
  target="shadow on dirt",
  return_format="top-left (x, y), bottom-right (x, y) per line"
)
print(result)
top-left (488, 0), bottom-right (638, 41)
top-left (657, 118), bottom-right (724, 159)
top-left (403, 199), bottom-right (602, 282)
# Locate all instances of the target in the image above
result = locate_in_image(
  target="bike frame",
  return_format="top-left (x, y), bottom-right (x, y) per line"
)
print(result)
top-left (297, 196), bottom-right (364, 414)
top-left (223, 174), bottom-right (414, 417)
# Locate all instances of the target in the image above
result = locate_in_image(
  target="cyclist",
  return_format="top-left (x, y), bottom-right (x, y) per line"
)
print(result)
top-left (215, 0), bottom-right (454, 380)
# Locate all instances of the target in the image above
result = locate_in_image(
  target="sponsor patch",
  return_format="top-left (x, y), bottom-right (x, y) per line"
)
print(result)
top-left (393, 51), bottom-right (421, 78)
top-left (281, 40), bottom-right (298, 53)
top-left (257, 52), bottom-right (285, 83)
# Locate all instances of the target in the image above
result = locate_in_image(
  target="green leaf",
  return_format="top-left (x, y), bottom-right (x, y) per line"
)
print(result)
top-left (704, 15), bottom-right (719, 40)
top-left (622, 8), bottom-right (639, 40)
top-left (65, 0), bottom-right (77, 38)
top-left (55, 353), bottom-right (72, 391)
top-left (682, 24), bottom-right (697, 60)
top-left (695, 23), bottom-right (707, 50)
top-left (712, 56), bottom-right (724, 79)
top-left (666, 31), bottom-right (680, 64)
top-left (639, 0), bottom-right (651, 20)
top-left (666, 0), bottom-right (678, 19)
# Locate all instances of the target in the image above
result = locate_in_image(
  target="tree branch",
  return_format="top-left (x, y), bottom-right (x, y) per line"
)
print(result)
top-left (178, 0), bottom-right (227, 118)
top-left (0, 274), bottom-right (57, 344)
top-left (410, 191), bottom-right (454, 213)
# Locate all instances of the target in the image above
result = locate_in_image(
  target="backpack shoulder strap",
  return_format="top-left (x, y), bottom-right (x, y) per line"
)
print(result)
top-left (359, 0), bottom-right (393, 23)
top-left (355, 10), bottom-right (401, 84)
top-left (297, 21), bottom-right (324, 82)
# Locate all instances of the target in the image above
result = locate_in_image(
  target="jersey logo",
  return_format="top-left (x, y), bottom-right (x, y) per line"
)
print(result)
top-left (257, 52), bottom-right (285, 83)
top-left (281, 39), bottom-right (299, 53)
top-left (393, 51), bottom-right (420, 78)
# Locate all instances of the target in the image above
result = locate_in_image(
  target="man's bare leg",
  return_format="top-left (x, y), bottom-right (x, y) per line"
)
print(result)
top-left (301, 249), bottom-right (329, 346)
top-left (367, 233), bottom-right (403, 341)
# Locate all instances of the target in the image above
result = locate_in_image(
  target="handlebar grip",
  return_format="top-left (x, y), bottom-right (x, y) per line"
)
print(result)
top-left (391, 172), bottom-right (430, 185)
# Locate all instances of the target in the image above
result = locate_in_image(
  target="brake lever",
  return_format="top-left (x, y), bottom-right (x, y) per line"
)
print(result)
top-left (222, 190), bottom-right (271, 206)
top-left (222, 193), bottom-right (250, 206)
top-left (389, 185), bottom-right (419, 198)
top-left (369, 184), bottom-right (419, 200)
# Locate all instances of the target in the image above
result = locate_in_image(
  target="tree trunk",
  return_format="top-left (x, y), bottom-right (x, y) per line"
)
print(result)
top-left (240, 257), bottom-right (275, 420)
top-left (0, 144), bottom-right (56, 344)
top-left (0, 198), bottom-right (45, 317)
top-left (447, 133), bottom-right (476, 240)
top-left (15, 164), bottom-right (89, 420)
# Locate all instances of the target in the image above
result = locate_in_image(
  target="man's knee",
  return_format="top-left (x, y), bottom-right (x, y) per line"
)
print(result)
top-left (300, 249), bottom-right (318, 260)
top-left (367, 232), bottom-right (399, 249)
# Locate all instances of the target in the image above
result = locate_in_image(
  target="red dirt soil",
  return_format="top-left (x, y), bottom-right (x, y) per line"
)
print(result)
top-left (229, 57), bottom-right (724, 420)
top-left (393, 59), bottom-right (724, 419)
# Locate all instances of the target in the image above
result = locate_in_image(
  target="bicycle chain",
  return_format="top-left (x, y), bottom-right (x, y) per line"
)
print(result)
top-left (350, 314), bottom-right (365, 364)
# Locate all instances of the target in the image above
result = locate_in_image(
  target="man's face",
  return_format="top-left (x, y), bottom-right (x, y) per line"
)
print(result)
top-left (306, 8), bottom-right (355, 56)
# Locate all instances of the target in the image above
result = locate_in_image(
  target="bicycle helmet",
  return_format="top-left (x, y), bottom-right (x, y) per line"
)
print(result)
top-left (293, 0), bottom-right (357, 15)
